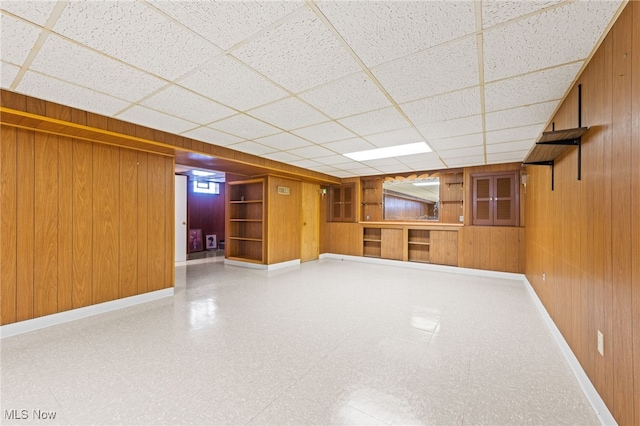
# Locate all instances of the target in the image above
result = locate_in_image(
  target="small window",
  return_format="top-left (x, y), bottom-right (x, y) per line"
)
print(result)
top-left (193, 181), bottom-right (220, 195)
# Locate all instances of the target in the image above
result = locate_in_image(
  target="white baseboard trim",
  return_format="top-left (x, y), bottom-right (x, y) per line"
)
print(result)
top-left (0, 288), bottom-right (174, 339)
top-left (319, 252), bottom-right (615, 426)
top-left (522, 277), bottom-right (617, 426)
top-left (224, 258), bottom-right (300, 271)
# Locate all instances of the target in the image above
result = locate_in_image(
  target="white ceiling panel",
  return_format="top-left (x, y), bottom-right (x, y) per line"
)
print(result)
top-left (289, 158), bottom-right (322, 169)
top-left (262, 151), bottom-right (303, 163)
top-left (398, 152), bottom-right (443, 167)
top-left (484, 1), bottom-right (621, 81)
top-left (338, 166), bottom-right (380, 177)
top-left (210, 114), bottom-right (280, 140)
top-left (117, 105), bottom-right (198, 135)
top-left (482, 1), bottom-right (563, 28)
top-left (179, 56), bottom-right (287, 111)
top-left (445, 155), bottom-right (486, 167)
top-left (181, 127), bottom-right (243, 147)
top-left (286, 144), bottom-right (335, 159)
top-left (248, 97), bottom-right (328, 130)
top-left (53, 1), bottom-right (218, 80)
top-left (16, 71), bottom-right (129, 116)
top-left (486, 124), bottom-right (545, 145)
top-left (148, 0), bottom-right (303, 50)
top-left (232, 9), bottom-right (360, 93)
top-left (0, 1), bottom-right (57, 26)
top-left (321, 138), bottom-right (376, 154)
top-left (486, 150), bottom-right (530, 164)
top-left (401, 87), bottom-right (481, 127)
top-left (1, 61), bottom-right (20, 88)
top-left (307, 164), bottom-right (342, 175)
top-left (361, 157), bottom-right (405, 168)
top-left (418, 115), bottom-right (483, 140)
top-left (372, 164), bottom-right (415, 174)
top-left (141, 85), bottom-right (235, 125)
top-left (338, 107), bottom-right (410, 137)
top-left (439, 145), bottom-right (485, 159)
top-left (401, 159), bottom-right (447, 171)
top-left (313, 155), bottom-right (353, 166)
top-left (318, 1), bottom-right (475, 67)
top-left (227, 141), bottom-right (278, 156)
top-left (31, 34), bottom-right (165, 102)
top-left (428, 133), bottom-right (484, 151)
top-left (292, 121), bottom-right (356, 144)
top-left (373, 37), bottom-right (479, 103)
top-left (336, 160), bottom-right (376, 171)
top-left (485, 62), bottom-right (583, 112)
top-left (298, 72), bottom-right (391, 119)
top-left (485, 101), bottom-right (558, 132)
top-left (331, 170), bottom-right (357, 178)
top-left (254, 132), bottom-right (312, 151)
top-left (0, 12), bottom-right (42, 66)
top-left (486, 140), bottom-right (535, 154)
top-left (364, 127), bottom-right (424, 149)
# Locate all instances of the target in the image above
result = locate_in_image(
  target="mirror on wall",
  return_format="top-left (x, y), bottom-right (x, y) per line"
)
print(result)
top-left (383, 177), bottom-right (440, 221)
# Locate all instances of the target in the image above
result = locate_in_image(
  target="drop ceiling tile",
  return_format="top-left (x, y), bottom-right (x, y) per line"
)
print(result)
top-left (372, 164), bottom-right (415, 174)
top-left (0, 12), bottom-right (42, 65)
top-left (338, 167), bottom-right (380, 177)
top-left (181, 127), bottom-right (243, 147)
top-left (486, 150), bottom-right (530, 164)
top-left (418, 115), bottom-right (483, 140)
top-left (227, 141), bottom-right (278, 156)
top-left (482, 1), bottom-right (563, 28)
top-left (486, 124), bottom-right (545, 145)
top-left (179, 56), bottom-right (287, 111)
top-left (336, 160), bottom-right (374, 171)
top-left (313, 155), bottom-right (353, 166)
top-left (318, 1), bottom-right (475, 67)
top-left (31, 34), bottom-right (165, 102)
top-left (361, 157), bottom-right (405, 168)
top-left (338, 107), bottom-right (410, 137)
top-left (373, 37), bottom-right (479, 103)
top-left (262, 151), bottom-right (303, 163)
top-left (485, 62), bottom-right (583, 111)
top-left (483, 1), bottom-right (622, 81)
top-left (210, 114), bottom-right (281, 140)
top-left (247, 97), bottom-right (327, 130)
top-left (398, 152), bottom-right (445, 170)
top-left (232, 9), bottom-right (360, 92)
top-left (117, 105), bottom-right (198, 135)
top-left (141, 85), bottom-right (235, 125)
top-left (16, 71), bottom-right (129, 116)
top-left (289, 158), bottom-right (322, 169)
top-left (287, 144), bottom-right (335, 159)
top-left (364, 127), bottom-right (424, 148)
top-left (254, 132), bottom-right (312, 151)
top-left (307, 164), bottom-right (342, 175)
top-left (332, 170), bottom-right (358, 178)
top-left (298, 72), bottom-right (391, 119)
top-left (428, 133), bottom-right (484, 151)
top-left (0, 1), bottom-right (57, 25)
top-left (444, 155), bottom-right (486, 168)
top-left (321, 138), bottom-right (376, 154)
top-left (292, 122), bottom-right (356, 144)
top-left (439, 145), bottom-right (485, 159)
top-left (1, 61), bottom-right (19, 88)
top-left (401, 87), bottom-right (481, 127)
top-left (53, 1), bottom-right (218, 80)
top-left (486, 140), bottom-right (535, 154)
top-left (148, 1), bottom-right (303, 50)
top-left (485, 101), bottom-right (557, 132)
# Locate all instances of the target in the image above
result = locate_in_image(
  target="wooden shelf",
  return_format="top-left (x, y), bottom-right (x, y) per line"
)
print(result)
top-left (228, 236), bottom-right (262, 242)
top-left (363, 238), bottom-right (382, 243)
top-left (230, 200), bottom-right (263, 204)
top-left (229, 219), bottom-right (263, 222)
top-left (227, 179), bottom-right (265, 263)
top-left (408, 241), bottom-right (430, 246)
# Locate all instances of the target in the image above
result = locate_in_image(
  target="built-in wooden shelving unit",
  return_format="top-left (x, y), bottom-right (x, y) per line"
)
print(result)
top-left (226, 178), bottom-right (265, 263)
top-left (408, 229), bottom-right (430, 263)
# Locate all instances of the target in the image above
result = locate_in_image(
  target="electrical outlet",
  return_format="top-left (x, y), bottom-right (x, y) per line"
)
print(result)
top-left (597, 330), bottom-right (604, 356)
top-left (459, 215), bottom-right (464, 222)
top-left (542, 273), bottom-right (546, 282)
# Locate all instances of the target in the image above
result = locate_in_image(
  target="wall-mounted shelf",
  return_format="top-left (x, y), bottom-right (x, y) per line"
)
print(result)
top-left (523, 127), bottom-right (588, 190)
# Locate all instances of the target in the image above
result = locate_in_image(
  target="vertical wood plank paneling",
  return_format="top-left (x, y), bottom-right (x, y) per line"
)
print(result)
top-left (164, 156), bottom-right (174, 289)
top-left (33, 133), bottom-right (59, 317)
top-left (119, 148), bottom-right (138, 298)
top-left (16, 129), bottom-right (35, 321)
top-left (147, 154), bottom-right (165, 291)
top-left (631, 4), bottom-right (640, 424)
top-left (610, 6), bottom-right (634, 424)
top-left (72, 140), bottom-right (93, 308)
top-left (0, 126), bottom-right (18, 325)
top-left (57, 137), bottom-right (73, 312)
top-left (92, 144), bottom-right (120, 304)
top-left (137, 152), bottom-right (149, 294)
top-left (489, 228), bottom-right (506, 272)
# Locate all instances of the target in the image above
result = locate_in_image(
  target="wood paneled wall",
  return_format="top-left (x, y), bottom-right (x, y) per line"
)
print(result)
top-left (0, 129), bottom-right (174, 326)
top-left (525, 3), bottom-right (639, 424)
top-left (187, 181), bottom-right (226, 249)
top-left (458, 226), bottom-right (524, 273)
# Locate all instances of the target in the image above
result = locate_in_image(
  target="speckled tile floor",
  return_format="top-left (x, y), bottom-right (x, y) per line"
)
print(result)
top-left (0, 258), bottom-right (599, 425)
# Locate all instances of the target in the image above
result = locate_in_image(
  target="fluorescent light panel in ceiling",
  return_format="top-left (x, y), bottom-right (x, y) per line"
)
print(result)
top-left (344, 142), bottom-right (432, 162)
